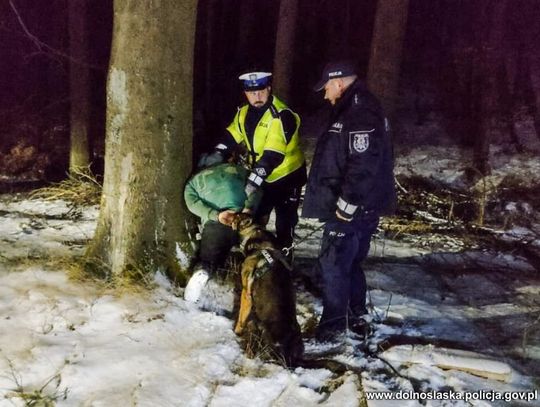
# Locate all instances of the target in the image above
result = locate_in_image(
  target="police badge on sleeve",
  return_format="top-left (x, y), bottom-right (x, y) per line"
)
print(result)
top-left (349, 129), bottom-right (374, 153)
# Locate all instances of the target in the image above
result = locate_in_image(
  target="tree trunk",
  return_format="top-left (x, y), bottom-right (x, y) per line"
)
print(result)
top-left (438, 0), bottom-right (477, 148)
top-left (272, 0), bottom-right (299, 102)
top-left (86, 0), bottom-right (198, 283)
top-left (473, 0), bottom-right (509, 175)
top-left (529, 54), bottom-right (540, 143)
top-left (69, 0), bottom-right (91, 174)
top-left (367, 0), bottom-right (410, 117)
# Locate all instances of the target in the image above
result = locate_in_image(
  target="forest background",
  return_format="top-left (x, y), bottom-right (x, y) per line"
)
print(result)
top-left (1, 0), bottom-right (540, 183)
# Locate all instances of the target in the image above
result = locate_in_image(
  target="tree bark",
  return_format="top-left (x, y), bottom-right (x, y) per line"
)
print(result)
top-left (473, 0), bottom-right (509, 175)
top-left (69, 0), bottom-right (91, 174)
top-left (367, 0), bottom-right (410, 117)
top-left (528, 54), bottom-right (540, 143)
top-left (86, 0), bottom-right (198, 283)
top-left (273, 0), bottom-right (299, 102)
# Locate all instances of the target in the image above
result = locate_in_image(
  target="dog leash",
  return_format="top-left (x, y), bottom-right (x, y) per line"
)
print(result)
top-left (282, 223), bottom-right (326, 257)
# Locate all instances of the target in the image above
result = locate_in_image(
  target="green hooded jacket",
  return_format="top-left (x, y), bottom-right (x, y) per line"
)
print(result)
top-left (184, 163), bottom-right (261, 226)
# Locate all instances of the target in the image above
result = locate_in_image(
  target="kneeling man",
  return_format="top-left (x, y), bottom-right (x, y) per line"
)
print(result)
top-left (183, 152), bottom-right (261, 302)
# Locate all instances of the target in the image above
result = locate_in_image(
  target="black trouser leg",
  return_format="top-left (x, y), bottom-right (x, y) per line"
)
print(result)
top-left (348, 215), bottom-right (379, 318)
top-left (255, 166), bottom-right (306, 249)
top-left (274, 187), bottom-right (301, 249)
top-left (317, 215), bottom-right (379, 336)
top-left (199, 221), bottom-right (238, 271)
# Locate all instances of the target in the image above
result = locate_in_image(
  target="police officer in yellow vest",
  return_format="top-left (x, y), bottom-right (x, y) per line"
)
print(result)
top-left (214, 71), bottom-right (306, 250)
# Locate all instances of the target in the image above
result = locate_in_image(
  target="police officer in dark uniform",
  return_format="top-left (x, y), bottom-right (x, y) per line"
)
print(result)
top-left (302, 61), bottom-right (396, 341)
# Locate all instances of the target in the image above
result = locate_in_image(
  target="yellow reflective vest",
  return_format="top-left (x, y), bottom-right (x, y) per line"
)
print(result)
top-left (226, 96), bottom-right (305, 183)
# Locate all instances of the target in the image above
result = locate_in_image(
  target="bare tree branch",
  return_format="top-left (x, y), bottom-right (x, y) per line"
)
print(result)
top-left (8, 0), bottom-right (105, 70)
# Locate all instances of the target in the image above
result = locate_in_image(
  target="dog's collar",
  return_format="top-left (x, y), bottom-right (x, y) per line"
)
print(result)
top-left (237, 221), bottom-right (293, 272)
top-left (255, 247), bottom-right (293, 272)
top-left (254, 249), bottom-right (274, 279)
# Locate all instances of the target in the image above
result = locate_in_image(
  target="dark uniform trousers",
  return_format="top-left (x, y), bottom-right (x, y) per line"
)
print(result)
top-left (317, 212), bottom-right (379, 334)
top-left (199, 220), bottom-right (239, 271)
top-left (256, 183), bottom-right (301, 249)
top-left (255, 166), bottom-right (306, 249)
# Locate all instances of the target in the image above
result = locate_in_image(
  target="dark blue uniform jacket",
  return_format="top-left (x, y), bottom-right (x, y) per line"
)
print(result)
top-left (302, 80), bottom-right (396, 221)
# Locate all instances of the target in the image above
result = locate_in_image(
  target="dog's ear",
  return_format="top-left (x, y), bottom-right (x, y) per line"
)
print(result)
top-left (231, 213), bottom-right (241, 231)
top-left (232, 212), bottom-right (253, 232)
top-left (240, 213), bottom-right (254, 231)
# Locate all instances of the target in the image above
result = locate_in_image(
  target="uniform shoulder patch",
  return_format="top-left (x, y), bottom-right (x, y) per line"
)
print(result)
top-left (349, 129), bottom-right (374, 153)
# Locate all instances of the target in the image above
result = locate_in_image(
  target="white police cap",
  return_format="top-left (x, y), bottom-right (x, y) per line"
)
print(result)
top-left (239, 72), bottom-right (272, 90)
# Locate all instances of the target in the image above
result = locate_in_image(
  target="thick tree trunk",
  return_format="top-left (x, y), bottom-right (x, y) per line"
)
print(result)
top-left (69, 0), bottom-right (91, 174)
top-left (367, 0), bottom-right (409, 117)
top-left (437, 1), bottom-right (477, 147)
top-left (272, 0), bottom-right (299, 102)
top-left (86, 0), bottom-right (197, 283)
top-left (529, 55), bottom-right (540, 143)
top-left (473, 0), bottom-right (509, 175)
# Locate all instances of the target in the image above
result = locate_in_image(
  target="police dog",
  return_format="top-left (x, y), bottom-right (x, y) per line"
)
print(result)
top-left (231, 213), bottom-right (304, 366)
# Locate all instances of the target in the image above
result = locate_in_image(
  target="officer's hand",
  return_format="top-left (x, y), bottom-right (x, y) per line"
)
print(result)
top-left (244, 183), bottom-right (258, 197)
top-left (218, 210), bottom-right (237, 226)
top-left (335, 210), bottom-right (353, 222)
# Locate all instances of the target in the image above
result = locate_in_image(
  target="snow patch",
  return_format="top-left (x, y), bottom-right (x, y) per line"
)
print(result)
top-left (382, 345), bottom-right (515, 382)
top-left (175, 241), bottom-right (191, 269)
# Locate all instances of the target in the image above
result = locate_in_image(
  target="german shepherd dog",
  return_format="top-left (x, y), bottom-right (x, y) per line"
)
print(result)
top-left (231, 213), bottom-right (304, 367)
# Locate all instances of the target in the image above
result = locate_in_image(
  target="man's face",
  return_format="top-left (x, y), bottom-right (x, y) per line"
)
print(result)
top-left (324, 79), bottom-right (343, 105)
top-left (244, 87), bottom-right (271, 108)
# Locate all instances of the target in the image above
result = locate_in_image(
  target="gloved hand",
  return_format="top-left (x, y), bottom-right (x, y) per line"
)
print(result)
top-left (197, 150), bottom-right (224, 169)
top-left (244, 182), bottom-right (258, 198)
top-left (335, 209), bottom-right (353, 222)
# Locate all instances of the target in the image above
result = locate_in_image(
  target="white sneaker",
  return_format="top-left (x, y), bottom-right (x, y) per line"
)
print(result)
top-left (184, 269), bottom-right (210, 303)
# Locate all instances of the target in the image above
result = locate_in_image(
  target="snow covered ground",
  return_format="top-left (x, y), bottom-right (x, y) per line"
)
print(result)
top-left (0, 147), bottom-right (539, 406)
